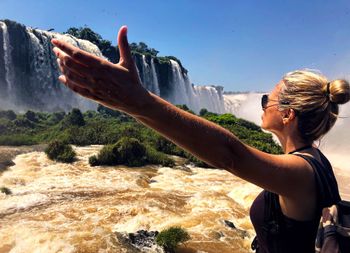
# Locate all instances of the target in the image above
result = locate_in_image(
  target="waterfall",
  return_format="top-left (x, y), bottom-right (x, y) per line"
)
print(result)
top-left (194, 85), bottom-right (226, 114)
top-left (0, 20), bottom-right (104, 112)
top-left (139, 55), bottom-right (160, 96)
top-left (0, 20), bottom-right (227, 114)
top-left (0, 21), bottom-right (14, 98)
top-left (150, 58), bottom-right (160, 96)
top-left (169, 59), bottom-right (193, 107)
top-left (133, 56), bottom-right (227, 114)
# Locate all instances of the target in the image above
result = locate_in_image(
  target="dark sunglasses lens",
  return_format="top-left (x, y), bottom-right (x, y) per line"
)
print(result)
top-left (261, 95), bottom-right (268, 108)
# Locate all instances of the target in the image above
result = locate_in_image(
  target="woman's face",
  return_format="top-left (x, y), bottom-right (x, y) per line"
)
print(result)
top-left (261, 82), bottom-right (284, 133)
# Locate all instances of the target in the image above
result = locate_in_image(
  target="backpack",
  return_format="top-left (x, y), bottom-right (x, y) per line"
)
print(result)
top-left (250, 151), bottom-right (350, 253)
top-left (315, 200), bottom-right (350, 253)
top-left (296, 152), bottom-right (350, 253)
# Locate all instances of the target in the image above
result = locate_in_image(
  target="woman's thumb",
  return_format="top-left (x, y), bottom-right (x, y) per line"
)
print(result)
top-left (117, 26), bottom-right (133, 66)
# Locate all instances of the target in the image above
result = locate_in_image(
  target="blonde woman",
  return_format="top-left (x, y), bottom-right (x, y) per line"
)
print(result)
top-left (51, 26), bottom-right (350, 253)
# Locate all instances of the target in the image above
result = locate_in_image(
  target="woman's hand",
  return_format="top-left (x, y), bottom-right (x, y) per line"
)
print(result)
top-left (51, 26), bottom-right (152, 116)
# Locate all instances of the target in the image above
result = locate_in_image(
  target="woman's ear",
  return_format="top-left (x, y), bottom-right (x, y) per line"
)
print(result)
top-left (282, 109), bottom-right (297, 124)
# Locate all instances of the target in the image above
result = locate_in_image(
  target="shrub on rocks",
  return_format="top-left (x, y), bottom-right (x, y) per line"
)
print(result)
top-left (116, 137), bottom-right (146, 167)
top-left (89, 137), bottom-right (175, 167)
top-left (155, 226), bottom-right (190, 252)
top-left (45, 140), bottom-right (76, 163)
top-left (0, 187), bottom-right (12, 195)
top-left (90, 144), bottom-right (120, 166)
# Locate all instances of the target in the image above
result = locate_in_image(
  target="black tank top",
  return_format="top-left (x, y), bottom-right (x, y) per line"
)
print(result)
top-left (249, 149), bottom-right (341, 253)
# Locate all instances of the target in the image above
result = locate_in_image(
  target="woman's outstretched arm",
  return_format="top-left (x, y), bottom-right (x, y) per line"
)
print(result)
top-left (51, 26), bottom-right (314, 199)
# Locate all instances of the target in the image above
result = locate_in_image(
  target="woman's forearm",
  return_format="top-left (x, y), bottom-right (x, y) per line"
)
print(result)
top-left (132, 92), bottom-right (246, 170)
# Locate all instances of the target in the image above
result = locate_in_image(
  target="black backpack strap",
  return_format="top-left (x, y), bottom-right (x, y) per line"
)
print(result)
top-left (292, 152), bottom-right (341, 209)
top-left (251, 191), bottom-right (284, 252)
top-left (263, 191), bottom-right (284, 252)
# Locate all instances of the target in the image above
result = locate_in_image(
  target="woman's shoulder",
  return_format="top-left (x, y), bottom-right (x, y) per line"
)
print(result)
top-left (291, 148), bottom-right (330, 169)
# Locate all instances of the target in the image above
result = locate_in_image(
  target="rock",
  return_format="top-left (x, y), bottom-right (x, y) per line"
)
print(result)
top-left (173, 165), bottom-right (192, 173)
top-left (116, 230), bottom-right (166, 253)
top-left (223, 220), bottom-right (250, 239)
top-left (224, 220), bottom-right (236, 229)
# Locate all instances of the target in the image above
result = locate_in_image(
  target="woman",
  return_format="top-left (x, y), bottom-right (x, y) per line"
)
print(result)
top-left (51, 26), bottom-right (350, 252)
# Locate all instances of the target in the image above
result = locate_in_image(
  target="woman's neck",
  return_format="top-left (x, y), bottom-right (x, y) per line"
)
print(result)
top-left (275, 132), bottom-right (312, 154)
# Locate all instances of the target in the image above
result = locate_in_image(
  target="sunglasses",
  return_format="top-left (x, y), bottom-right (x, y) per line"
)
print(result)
top-left (261, 94), bottom-right (290, 110)
top-left (260, 94), bottom-right (281, 110)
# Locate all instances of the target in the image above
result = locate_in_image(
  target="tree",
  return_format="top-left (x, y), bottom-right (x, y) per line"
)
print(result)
top-left (65, 108), bottom-right (85, 126)
top-left (45, 140), bottom-right (76, 163)
top-left (130, 42), bottom-right (159, 57)
top-left (65, 27), bottom-right (117, 61)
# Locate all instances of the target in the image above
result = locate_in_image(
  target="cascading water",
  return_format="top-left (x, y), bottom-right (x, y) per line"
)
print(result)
top-left (163, 59), bottom-right (226, 114)
top-left (0, 20), bottom-right (102, 112)
top-left (150, 58), bottom-right (160, 96)
top-left (1, 20), bottom-right (228, 114)
top-left (194, 85), bottom-right (226, 114)
top-left (168, 59), bottom-right (193, 108)
top-left (0, 21), bottom-right (14, 98)
top-left (139, 55), bottom-right (160, 96)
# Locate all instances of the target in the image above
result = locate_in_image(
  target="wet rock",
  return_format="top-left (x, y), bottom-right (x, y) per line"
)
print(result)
top-left (223, 220), bottom-right (250, 239)
top-left (173, 165), bottom-right (192, 173)
top-left (224, 220), bottom-right (236, 229)
top-left (209, 231), bottom-right (225, 240)
top-left (116, 230), bottom-right (166, 253)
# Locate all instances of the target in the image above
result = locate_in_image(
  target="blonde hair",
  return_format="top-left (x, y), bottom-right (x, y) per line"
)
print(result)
top-left (279, 70), bottom-right (350, 142)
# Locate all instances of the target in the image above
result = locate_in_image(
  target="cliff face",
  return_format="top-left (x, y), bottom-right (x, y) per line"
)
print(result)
top-left (0, 20), bottom-right (225, 113)
top-left (0, 20), bottom-right (102, 112)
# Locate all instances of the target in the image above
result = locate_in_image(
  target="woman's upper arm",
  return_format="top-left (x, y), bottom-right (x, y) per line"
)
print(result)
top-left (226, 144), bottom-right (315, 198)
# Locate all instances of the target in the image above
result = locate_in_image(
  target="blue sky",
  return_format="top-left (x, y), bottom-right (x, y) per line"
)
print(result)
top-left (1, 0), bottom-right (350, 92)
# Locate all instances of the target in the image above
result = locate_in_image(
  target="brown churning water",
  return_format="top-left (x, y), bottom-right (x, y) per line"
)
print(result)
top-left (0, 146), bottom-right (261, 253)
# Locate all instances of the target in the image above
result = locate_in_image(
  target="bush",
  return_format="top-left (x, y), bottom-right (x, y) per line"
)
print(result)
top-left (48, 111), bottom-right (65, 124)
top-left (116, 137), bottom-right (147, 167)
top-left (13, 117), bottom-right (35, 128)
top-left (155, 227), bottom-right (190, 252)
top-left (45, 140), bottom-right (76, 163)
top-left (176, 104), bottom-right (195, 114)
top-left (24, 110), bottom-right (39, 122)
top-left (0, 187), bottom-right (12, 195)
top-left (144, 145), bottom-right (175, 167)
top-left (64, 108), bottom-right (85, 127)
top-left (199, 108), bottom-right (208, 116)
top-left (88, 155), bottom-right (100, 166)
top-left (0, 110), bottom-right (16, 120)
top-left (89, 137), bottom-right (175, 167)
top-left (94, 144), bottom-right (120, 166)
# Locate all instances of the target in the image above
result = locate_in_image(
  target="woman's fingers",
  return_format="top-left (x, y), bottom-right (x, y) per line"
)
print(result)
top-left (51, 38), bottom-right (102, 67)
top-left (59, 75), bottom-right (101, 102)
top-left (59, 65), bottom-right (100, 92)
top-left (54, 47), bottom-right (110, 92)
top-left (55, 49), bottom-right (92, 78)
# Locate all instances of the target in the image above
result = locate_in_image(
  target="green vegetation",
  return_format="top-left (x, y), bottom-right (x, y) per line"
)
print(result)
top-left (89, 137), bottom-right (175, 167)
top-left (130, 42), bottom-right (159, 57)
top-left (0, 187), bottom-right (12, 195)
top-left (45, 140), bottom-right (76, 163)
top-left (155, 226), bottom-right (190, 252)
top-left (0, 106), bottom-right (282, 167)
top-left (65, 25), bottom-right (188, 75)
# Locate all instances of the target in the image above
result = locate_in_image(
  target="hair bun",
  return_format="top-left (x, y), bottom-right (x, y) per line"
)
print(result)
top-left (328, 79), bottom-right (350, 104)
